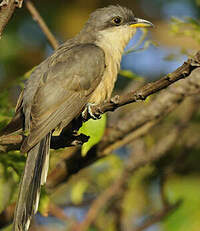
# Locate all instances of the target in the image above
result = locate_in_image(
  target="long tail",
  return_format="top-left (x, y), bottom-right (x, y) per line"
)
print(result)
top-left (13, 132), bottom-right (51, 231)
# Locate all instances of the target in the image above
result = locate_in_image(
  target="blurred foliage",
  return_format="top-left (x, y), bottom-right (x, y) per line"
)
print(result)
top-left (164, 175), bottom-right (200, 231)
top-left (71, 179), bottom-right (89, 204)
top-left (1, 0), bottom-right (200, 231)
top-left (196, 0), bottom-right (200, 6)
top-left (171, 17), bottom-right (200, 44)
top-left (0, 151), bottom-right (24, 213)
top-left (38, 188), bottom-right (50, 216)
top-left (0, 90), bottom-right (15, 131)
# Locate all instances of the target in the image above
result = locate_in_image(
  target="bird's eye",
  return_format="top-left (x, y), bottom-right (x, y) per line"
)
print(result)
top-left (112, 16), bottom-right (122, 25)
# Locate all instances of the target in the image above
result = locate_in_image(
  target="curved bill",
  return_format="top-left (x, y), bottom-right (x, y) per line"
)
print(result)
top-left (130, 18), bottom-right (154, 28)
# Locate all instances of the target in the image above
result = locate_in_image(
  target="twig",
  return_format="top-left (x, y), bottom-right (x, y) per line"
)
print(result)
top-left (102, 120), bottom-right (158, 155)
top-left (2, 53), bottom-right (200, 153)
top-left (1, 54), bottom-right (200, 193)
top-left (1, 86), bottom-right (199, 228)
top-left (25, 0), bottom-right (59, 49)
top-left (99, 67), bottom-right (200, 151)
top-left (87, 51), bottom-right (200, 118)
top-left (48, 203), bottom-right (71, 221)
top-left (75, 127), bottom-right (181, 231)
top-left (1, 65), bottom-right (200, 193)
top-left (79, 98), bottom-right (198, 230)
top-left (132, 201), bottom-right (181, 231)
top-left (75, 173), bottom-right (128, 231)
top-left (2, 68), bottom-right (200, 190)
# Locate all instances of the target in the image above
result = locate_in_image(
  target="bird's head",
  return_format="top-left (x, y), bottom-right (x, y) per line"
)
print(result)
top-left (78, 5), bottom-right (153, 51)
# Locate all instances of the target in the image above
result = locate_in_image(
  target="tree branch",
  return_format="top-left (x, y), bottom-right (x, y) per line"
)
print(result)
top-left (75, 127), bottom-right (182, 231)
top-left (100, 67), bottom-right (200, 153)
top-left (0, 132), bottom-right (89, 152)
top-left (0, 0), bottom-right (16, 37)
top-left (1, 52), bottom-right (200, 154)
top-left (1, 66), bottom-right (200, 192)
top-left (25, 0), bottom-right (59, 49)
top-left (132, 201), bottom-right (181, 231)
top-left (46, 87), bottom-right (200, 188)
top-left (1, 55), bottom-right (200, 229)
top-left (86, 51), bottom-right (200, 118)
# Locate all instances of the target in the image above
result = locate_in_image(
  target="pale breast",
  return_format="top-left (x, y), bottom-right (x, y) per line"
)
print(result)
top-left (88, 51), bottom-right (120, 104)
top-left (89, 25), bottom-right (136, 104)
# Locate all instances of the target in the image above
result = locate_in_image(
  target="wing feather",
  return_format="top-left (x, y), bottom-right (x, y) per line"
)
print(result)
top-left (21, 43), bottom-right (105, 152)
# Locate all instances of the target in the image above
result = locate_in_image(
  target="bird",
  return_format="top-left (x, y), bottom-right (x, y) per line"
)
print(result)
top-left (2, 4), bottom-right (153, 231)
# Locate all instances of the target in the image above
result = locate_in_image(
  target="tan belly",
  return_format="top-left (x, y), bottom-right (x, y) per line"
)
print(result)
top-left (88, 49), bottom-right (120, 104)
top-left (88, 64), bottom-right (118, 104)
top-left (88, 77), bottom-right (115, 104)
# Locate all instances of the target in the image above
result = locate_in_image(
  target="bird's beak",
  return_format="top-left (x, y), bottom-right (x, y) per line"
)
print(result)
top-left (129, 18), bottom-right (154, 28)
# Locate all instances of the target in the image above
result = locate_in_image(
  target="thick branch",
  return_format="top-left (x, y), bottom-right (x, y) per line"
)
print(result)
top-left (0, 132), bottom-right (89, 152)
top-left (0, 0), bottom-right (16, 37)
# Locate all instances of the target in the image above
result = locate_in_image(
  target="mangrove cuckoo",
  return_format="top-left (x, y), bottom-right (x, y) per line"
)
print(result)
top-left (3, 5), bottom-right (153, 231)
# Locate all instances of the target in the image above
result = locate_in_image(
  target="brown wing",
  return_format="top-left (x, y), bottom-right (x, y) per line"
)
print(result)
top-left (21, 44), bottom-right (105, 152)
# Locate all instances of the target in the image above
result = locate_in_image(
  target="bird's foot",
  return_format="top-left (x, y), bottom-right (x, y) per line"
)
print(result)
top-left (82, 103), bottom-right (102, 121)
top-left (0, 0), bottom-right (23, 8)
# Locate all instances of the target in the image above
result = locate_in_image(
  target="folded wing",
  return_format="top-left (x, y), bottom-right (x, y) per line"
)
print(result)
top-left (21, 43), bottom-right (105, 152)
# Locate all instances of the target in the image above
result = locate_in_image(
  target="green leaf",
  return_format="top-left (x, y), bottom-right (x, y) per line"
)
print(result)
top-left (170, 17), bottom-right (200, 44)
top-left (0, 152), bottom-right (26, 177)
top-left (79, 114), bottom-right (106, 156)
top-left (71, 179), bottom-right (89, 205)
top-left (38, 188), bottom-right (50, 216)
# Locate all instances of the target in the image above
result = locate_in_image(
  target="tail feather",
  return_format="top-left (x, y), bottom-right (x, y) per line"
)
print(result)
top-left (41, 135), bottom-right (51, 186)
top-left (13, 133), bottom-right (51, 231)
